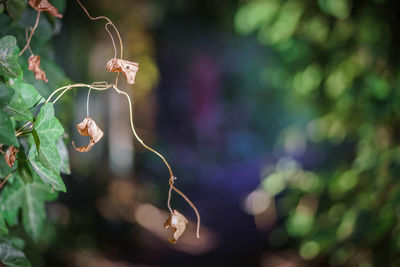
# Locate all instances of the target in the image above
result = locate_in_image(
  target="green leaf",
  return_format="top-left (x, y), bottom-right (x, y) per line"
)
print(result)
top-left (0, 213), bottom-right (8, 236)
top-left (27, 137), bottom-right (66, 192)
top-left (5, 0), bottom-right (28, 21)
top-left (0, 109), bottom-right (18, 146)
top-left (57, 137), bottom-right (70, 175)
top-left (0, 83), bottom-right (14, 107)
top-left (3, 102), bottom-right (33, 122)
top-left (0, 172), bottom-right (20, 226)
top-left (0, 174), bottom-right (57, 241)
top-left (0, 237), bottom-right (30, 267)
top-left (17, 153), bottom-right (33, 184)
top-left (8, 78), bottom-right (42, 109)
top-left (29, 159), bottom-right (66, 192)
top-left (27, 105), bottom-right (66, 192)
top-left (32, 104), bottom-right (64, 173)
top-left (0, 35), bottom-right (22, 79)
top-left (35, 103), bottom-right (64, 143)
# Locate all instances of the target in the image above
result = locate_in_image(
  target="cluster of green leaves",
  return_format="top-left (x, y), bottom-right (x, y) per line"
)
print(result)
top-left (0, 1), bottom-right (69, 266)
top-left (236, 0), bottom-right (400, 266)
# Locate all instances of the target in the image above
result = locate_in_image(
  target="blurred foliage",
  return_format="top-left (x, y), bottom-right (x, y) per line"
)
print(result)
top-left (236, 0), bottom-right (400, 266)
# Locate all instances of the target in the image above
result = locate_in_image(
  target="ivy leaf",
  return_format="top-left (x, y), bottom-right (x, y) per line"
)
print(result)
top-left (35, 103), bottom-right (64, 143)
top-left (29, 158), bottom-right (66, 192)
top-left (27, 103), bottom-right (66, 192)
top-left (3, 102), bottom-right (33, 122)
top-left (8, 78), bottom-right (42, 109)
top-left (0, 174), bottom-right (57, 241)
top-left (27, 134), bottom-right (65, 192)
top-left (17, 152), bottom-right (34, 184)
top-left (0, 213), bottom-right (8, 236)
top-left (0, 237), bottom-right (30, 267)
top-left (4, 78), bottom-right (42, 122)
top-left (57, 137), bottom-right (70, 175)
top-left (0, 83), bottom-right (14, 107)
top-left (0, 35), bottom-right (22, 79)
top-left (0, 109), bottom-right (19, 146)
top-left (0, 172), bottom-right (20, 226)
top-left (33, 103), bottom-right (64, 171)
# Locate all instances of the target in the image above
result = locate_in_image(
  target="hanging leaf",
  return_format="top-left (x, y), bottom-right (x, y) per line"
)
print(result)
top-left (72, 117), bottom-right (104, 152)
top-left (28, 55), bottom-right (48, 82)
top-left (0, 35), bottom-right (22, 79)
top-left (28, 0), bottom-right (63, 18)
top-left (164, 210), bottom-right (188, 244)
top-left (0, 237), bottom-right (30, 267)
top-left (4, 145), bottom-right (19, 167)
top-left (106, 58), bottom-right (139, 85)
top-left (0, 173), bottom-right (57, 241)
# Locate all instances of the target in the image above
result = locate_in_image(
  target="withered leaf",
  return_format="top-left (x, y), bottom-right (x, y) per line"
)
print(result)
top-left (5, 146), bottom-right (19, 167)
top-left (72, 117), bottom-right (104, 153)
top-left (28, 55), bottom-right (48, 82)
top-left (106, 58), bottom-right (139, 85)
top-left (28, 0), bottom-right (63, 18)
top-left (164, 210), bottom-right (188, 244)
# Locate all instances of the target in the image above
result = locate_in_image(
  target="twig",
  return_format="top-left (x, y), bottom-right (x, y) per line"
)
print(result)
top-left (20, 11), bottom-right (41, 56)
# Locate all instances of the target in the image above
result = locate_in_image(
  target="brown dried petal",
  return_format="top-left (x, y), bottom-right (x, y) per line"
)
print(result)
top-left (29, 0), bottom-right (63, 18)
top-left (164, 210), bottom-right (188, 244)
top-left (28, 55), bottom-right (48, 82)
top-left (72, 117), bottom-right (104, 152)
top-left (5, 146), bottom-right (19, 167)
top-left (106, 58), bottom-right (139, 85)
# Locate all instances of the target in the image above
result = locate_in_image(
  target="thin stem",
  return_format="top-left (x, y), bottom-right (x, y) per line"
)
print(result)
top-left (16, 122), bottom-right (32, 133)
top-left (112, 85), bottom-right (201, 238)
top-left (76, 0), bottom-right (123, 86)
top-left (20, 11), bottom-right (41, 56)
top-left (105, 22), bottom-right (117, 59)
top-left (76, 0), bottom-right (123, 59)
top-left (0, 173), bottom-right (12, 190)
top-left (86, 84), bottom-right (92, 117)
top-left (45, 83), bottom-right (111, 104)
top-left (25, 28), bottom-right (34, 55)
top-left (15, 124), bottom-right (34, 137)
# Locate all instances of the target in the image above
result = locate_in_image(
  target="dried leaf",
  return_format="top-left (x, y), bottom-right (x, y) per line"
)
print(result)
top-left (72, 117), bottom-right (103, 153)
top-left (28, 55), bottom-right (48, 83)
top-left (28, 0), bottom-right (63, 18)
top-left (164, 210), bottom-right (188, 244)
top-left (106, 58), bottom-right (139, 85)
top-left (4, 146), bottom-right (19, 167)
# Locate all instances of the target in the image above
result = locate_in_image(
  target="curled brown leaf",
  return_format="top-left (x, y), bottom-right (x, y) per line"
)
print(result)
top-left (5, 146), bottom-right (19, 167)
top-left (72, 117), bottom-right (104, 152)
top-left (28, 55), bottom-right (48, 82)
top-left (29, 0), bottom-right (63, 18)
top-left (164, 210), bottom-right (188, 244)
top-left (106, 58), bottom-right (139, 85)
